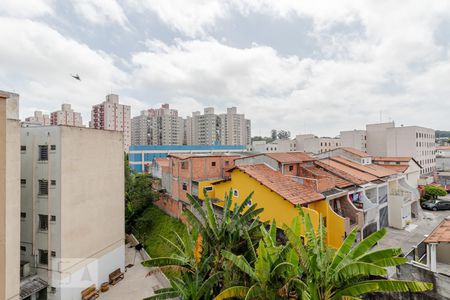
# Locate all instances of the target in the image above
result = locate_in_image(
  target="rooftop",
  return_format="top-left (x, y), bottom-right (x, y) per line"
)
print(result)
top-left (316, 158), bottom-right (377, 184)
top-left (377, 164), bottom-right (409, 173)
top-left (331, 156), bottom-right (397, 178)
top-left (372, 156), bottom-right (413, 162)
top-left (153, 157), bottom-right (169, 167)
top-left (235, 164), bottom-right (324, 205)
top-left (168, 153), bottom-right (241, 160)
top-left (424, 218), bottom-right (450, 244)
top-left (340, 147), bottom-right (371, 158)
top-left (302, 165), bottom-right (353, 189)
top-left (264, 152), bottom-right (315, 163)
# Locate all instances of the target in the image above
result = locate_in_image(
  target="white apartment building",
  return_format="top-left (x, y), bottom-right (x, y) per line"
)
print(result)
top-left (24, 111), bottom-right (50, 126)
top-left (19, 126), bottom-right (125, 300)
top-left (340, 130), bottom-right (367, 152)
top-left (295, 134), bottom-right (341, 154)
top-left (248, 139), bottom-right (296, 153)
top-left (219, 107), bottom-right (251, 146)
top-left (185, 107), bottom-right (251, 146)
top-left (131, 104), bottom-right (183, 146)
top-left (0, 91), bottom-right (21, 300)
top-left (90, 94), bottom-right (131, 151)
top-left (50, 104), bottom-right (83, 127)
top-left (365, 122), bottom-right (436, 175)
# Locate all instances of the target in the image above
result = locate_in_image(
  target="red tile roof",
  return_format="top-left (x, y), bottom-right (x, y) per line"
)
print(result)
top-left (168, 154), bottom-right (241, 160)
top-left (331, 157), bottom-right (398, 178)
top-left (236, 164), bottom-right (324, 205)
top-left (302, 165), bottom-right (353, 188)
top-left (264, 152), bottom-right (315, 163)
top-left (376, 164), bottom-right (409, 173)
top-left (340, 147), bottom-right (371, 158)
top-left (424, 219), bottom-right (450, 243)
top-left (314, 160), bottom-right (374, 185)
top-left (372, 156), bottom-right (413, 162)
top-left (437, 146), bottom-right (450, 151)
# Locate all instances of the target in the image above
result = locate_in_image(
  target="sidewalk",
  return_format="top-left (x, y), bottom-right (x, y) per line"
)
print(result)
top-left (100, 243), bottom-right (169, 300)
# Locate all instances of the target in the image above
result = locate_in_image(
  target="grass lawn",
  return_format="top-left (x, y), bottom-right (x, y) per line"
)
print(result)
top-left (135, 204), bottom-right (187, 259)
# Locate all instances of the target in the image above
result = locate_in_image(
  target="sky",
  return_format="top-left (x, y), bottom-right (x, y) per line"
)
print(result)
top-left (1, 0), bottom-right (450, 137)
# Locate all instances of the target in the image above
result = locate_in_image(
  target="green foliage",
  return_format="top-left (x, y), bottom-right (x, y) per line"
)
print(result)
top-left (423, 185), bottom-right (447, 200)
top-left (124, 154), bottom-right (157, 232)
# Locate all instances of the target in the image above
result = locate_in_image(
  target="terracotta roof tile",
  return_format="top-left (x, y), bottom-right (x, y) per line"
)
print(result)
top-left (372, 156), bottom-right (412, 162)
top-left (331, 157), bottom-right (398, 178)
top-left (340, 147), bottom-right (371, 158)
top-left (265, 152), bottom-right (315, 163)
top-left (315, 159), bottom-right (375, 185)
top-left (302, 165), bottom-right (353, 188)
top-left (236, 164), bottom-right (324, 205)
top-left (437, 146), bottom-right (450, 150)
top-left (376, 164), bottom-right (409, 173)
top-left (424, 219), bottom-right (450, 243)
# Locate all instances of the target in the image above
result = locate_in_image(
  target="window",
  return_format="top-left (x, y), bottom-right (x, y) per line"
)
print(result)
top-left (51, 180), bottom-right (56, 186)
top-left (21, 246), bottom-right (26, 252)
top-left (21, 179), bottom-right (26, 185)
top-left (233, 189), bottom-right (239, 197)
top-left (50, 145), bottom-right (56, 151)
top-left (181, 162), bottom-right (188, 169)
top-left (289, 165), bottom-right (294, 172)
top-left (21, 212), bottom-right (26, 218)
top-left (38, 145), bottom-right (48, 161)
top-left (211, 161), bottom-right (216, 167)
top-left (21, 145), bottom-right (26, 151)
top-left (38, 180), bottom-right (48, 195)
top-left (50, 215), bottom-right (56, 222)
top-left (182, 182), bottom-right (187, 191)
top-left (39, 249), bottom-right (48, 265)
top-left (38, 214), bottom-right (48, 231)
top-left (204, 186), bottom-right (213, 192)
top-left (51, 251), bottom-right (56, 257)
top-left (224, 160), bottom-right (230, 166)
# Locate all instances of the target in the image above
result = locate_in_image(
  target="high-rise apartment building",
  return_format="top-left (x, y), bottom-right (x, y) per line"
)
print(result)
top-left (340, 130), bottom-right (367, 152)
top-left (0, 91), bottom-right (21, 300)
top-left (219, 107), bottom-right (251, 146)
top-left (24, 111), bottom-right (50, 126)
top-left (20, 126), bottom-right (125, 299)
top-left (342, 122), bottom-right (436, 175)
top-left (50, 104), bottom-right (83, 127)
top-left (131, 104), bottom-right (183, 146)
top-left (186, 107), bottom-right (251, 146)
top-left (90, 94), bottom-right (131, 151)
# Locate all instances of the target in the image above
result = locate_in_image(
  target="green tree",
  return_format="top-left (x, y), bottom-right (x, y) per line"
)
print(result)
top-left (215, 221), bottom-right (297, 300)
top-left (423, 185), bottom-right (447, 200)
top-left (277, 130), bottom-right (291, 140)
top-left (280, 208), bottom-right (433, 300)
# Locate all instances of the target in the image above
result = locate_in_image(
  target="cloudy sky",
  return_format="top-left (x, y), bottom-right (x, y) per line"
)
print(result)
top-left (1, 0), bottom-right (450, 136)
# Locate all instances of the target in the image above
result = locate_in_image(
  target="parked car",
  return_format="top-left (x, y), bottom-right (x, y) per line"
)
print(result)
top-left (421, 199), bottom-right (450, 211)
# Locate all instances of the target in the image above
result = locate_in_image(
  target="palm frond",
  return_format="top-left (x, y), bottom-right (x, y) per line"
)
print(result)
top-left (348, 228), bottom-right (387, 259)
top-left (214, 286), bottom-right (250, 300)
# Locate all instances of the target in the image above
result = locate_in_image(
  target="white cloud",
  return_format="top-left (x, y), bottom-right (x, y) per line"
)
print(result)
top-left (0, 17), bottom-right (137, 122)
top-left (71, 0), bottom-right (128, 27)
top-left (0, 0), bottom-right (54, 18)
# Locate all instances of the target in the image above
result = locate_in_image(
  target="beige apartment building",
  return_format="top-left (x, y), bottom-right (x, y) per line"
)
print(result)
top-left (90, 94), bottom-right (131, 151)
top-left (340, 130), bottom-right (367, 152)
top-left (295, 134), bottom-right (341, 154)
top-left (24, 111), bottom-right (50, 126)
top-left (19, 126), bottom-right (125, 300)
top-left (131, 104), bottom-right (183, 146)
top-left (0, 91), bottom-right (21, 300)
top-left (185, 107), bottom-right (251, 146)
top-left (50, 104), bottom-right (83, 127)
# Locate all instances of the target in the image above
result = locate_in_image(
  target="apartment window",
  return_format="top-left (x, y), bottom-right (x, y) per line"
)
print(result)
top-left (233, 189), bottom-right (239, 197)
top-left (21, 145), bottom-right (26, 151)
top-left (50, 215), bottom-right (56, 222)
top-left (21, 246), bottom-right (26, 252)
top-left (50, 145), bottom-right (56, 151)
top-left (38, 145), bottom-right (48, 161)
top-left (182, 182), bottom-right (187, 191)
top-left (39, 249), bottom-right (48, 265)
top-left (51, 251), bottom-right (56, 257)
top-left (38, 214), bottom-right (48, 231)
top-left (211, 161), bottom-right (216, 167)
top-left (21, 179), bottom-right (26, 185)
top-left (289, 165), bottom-right (294, 172)
top-left (38, 180), bottom-right (48, 195)
top-left (51, 180), bottom-right (56, 186)
top-left (21, 212), bottom-right (26, 219)
top-left (204, 186), bottom-right (213, 192)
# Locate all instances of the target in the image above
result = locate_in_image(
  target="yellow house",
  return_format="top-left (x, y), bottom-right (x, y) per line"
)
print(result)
top-left (198, 164), bottom-right (347, 248)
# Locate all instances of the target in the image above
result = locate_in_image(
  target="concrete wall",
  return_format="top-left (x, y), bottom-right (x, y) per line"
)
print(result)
top-left (59, 127), bottom-right (124, 272)
top-left (0, 93), bottom-right (21, 300)
top-left (340, 130), bottom-right (367, 151)
top-left (437, 244), bottom-right (450, 264)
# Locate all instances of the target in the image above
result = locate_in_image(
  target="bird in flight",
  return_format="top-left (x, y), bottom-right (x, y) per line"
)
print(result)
top-left (71, 74), bottom-right (81, 81)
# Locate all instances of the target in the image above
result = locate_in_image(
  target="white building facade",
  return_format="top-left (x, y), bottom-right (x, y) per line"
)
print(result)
top-left (295, 134), bottom-right (341, 154)
top-left (340, 130), bottom-right (367, 152)
top-left (20, 126), bottom-right (125, 300)
top-left (90, 94), bottom-right (131, 151)
top-left (24, 111), bottom-right (50, 126)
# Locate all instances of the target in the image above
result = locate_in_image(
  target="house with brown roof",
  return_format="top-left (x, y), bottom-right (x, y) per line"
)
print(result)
top-left (424, 217), bottom-right (450, 274)
top-left (198, 163), bottom-right (349, 248)
top-left (372, 156), bottom-right (422, 188)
